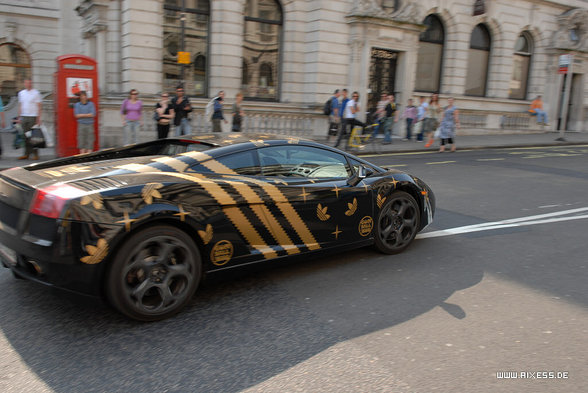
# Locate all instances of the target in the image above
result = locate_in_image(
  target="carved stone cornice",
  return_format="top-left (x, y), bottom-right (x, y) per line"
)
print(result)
top-left (76, 0), bottom-right (109, 38)
top-left (550, 8), bottom-right (588, 53)
top-left (348, 0), bottom-right (424, 26)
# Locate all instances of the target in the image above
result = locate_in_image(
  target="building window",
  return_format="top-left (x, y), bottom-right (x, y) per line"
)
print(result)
top-left (465, 24), bottom-right (491, 97)
top-left (415, 14), bottom-right (444, 93)
top-left (163, 0), bottom-right (209, 96)
top-left (381, 0), bottom-right (400, 13)
top-left (242, 60), bottom-right (250, 86)
top-left (508, 32), bottom-right (532, 100)
top-left (242, 0), bottom-right (282, 101)
top-left (0, 43), bottom-right (31, 104)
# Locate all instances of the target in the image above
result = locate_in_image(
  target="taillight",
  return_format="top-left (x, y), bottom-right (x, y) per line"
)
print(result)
top-left (29, 184), bottom-right (87, 219)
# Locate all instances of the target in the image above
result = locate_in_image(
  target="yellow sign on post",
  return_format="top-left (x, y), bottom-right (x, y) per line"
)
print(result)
top-left (177, 51), bottom-right (190, 64)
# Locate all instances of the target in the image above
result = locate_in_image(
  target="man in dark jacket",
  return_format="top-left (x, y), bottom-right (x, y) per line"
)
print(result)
top-left (171, 85), bottom-right (192, 136)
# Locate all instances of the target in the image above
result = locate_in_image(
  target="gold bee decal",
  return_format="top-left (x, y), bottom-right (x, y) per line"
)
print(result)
top-left (81, 194), bottom-right (104, 210)
top-left (345, 198), bottom-right (358, 216)
top-left (317, 204), bottom-right (331, 221)
top-left (80, 238), bottom-right (109, 264)
top-left (287, 138), bottom-right (300, 144)
top-left (141, 183), bottom-right (163, 204)
top-left (377, 194), bottom-right (387, 209)
top-left (198, 224), bottom-right (214, 245)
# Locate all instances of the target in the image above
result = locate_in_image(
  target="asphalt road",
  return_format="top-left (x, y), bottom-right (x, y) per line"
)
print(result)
top-left (1, 145), bottom-right (587, 392)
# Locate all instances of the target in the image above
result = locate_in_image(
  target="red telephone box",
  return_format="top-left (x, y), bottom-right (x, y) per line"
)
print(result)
top-left (54, 55), bottom-right (99, 157)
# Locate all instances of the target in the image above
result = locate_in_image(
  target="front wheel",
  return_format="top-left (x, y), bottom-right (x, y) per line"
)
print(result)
top-left (374, 191), bottom-right (420, 254)
top-left (106, 225), bottom-right (202, 321)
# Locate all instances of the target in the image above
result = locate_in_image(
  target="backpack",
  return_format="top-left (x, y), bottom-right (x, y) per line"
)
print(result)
top-left (323, 97), bottom-right (332, 116)
top-left (205, 97), bottom-right (218, 121)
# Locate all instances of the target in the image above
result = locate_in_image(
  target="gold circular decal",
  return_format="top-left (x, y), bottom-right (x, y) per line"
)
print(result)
top-left (211, 240), bottom-right (234, 266)
top-left (358, 216), bottom-right (374, 237)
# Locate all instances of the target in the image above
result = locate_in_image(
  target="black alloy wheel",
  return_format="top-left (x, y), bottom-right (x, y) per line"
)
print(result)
top-left (106, 225), bottom-right (202, 321)
top-left (374, 191), bottom-right (420, 254)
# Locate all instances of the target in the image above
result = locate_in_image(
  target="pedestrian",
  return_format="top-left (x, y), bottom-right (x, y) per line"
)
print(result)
top-left (424, 93), bottom-right (441, 148)
top-left (327, 89), bottom-right (340, 136)
top-left (171, 85), bottom-right (192, 136)
top-left (335, 91), bottom-right (365, 149)
top-left (17, 79), bottom-right (42, 160)
top-left (73, 91), bottom-right (96, 154)
top-left (120, 89), bottom-right (143, 145)
top-left (231, 92), bottom-right (245, 132)
top-left (416, 96), bottom-right (429, 142)
top-left (382, 93), bottom-right (399, 144)
top-left (0, 96), bottom-right (4, 156)
top-left (212, 90), bottom-right (228, 132)
top-left (155, 92), bottom-right (175, 139)
top-left (401, 98), bottom-right (417, 141)
top-left (0, 96), bottom-right (5, 129)
top-left (528, 95), bottom-right (549, 126)
top-left (438, 97), bottom-right (460, 153)
top-left (339, 88), bottom-right (349, 125)
top-left (371, 93), bottom-right (388, 138)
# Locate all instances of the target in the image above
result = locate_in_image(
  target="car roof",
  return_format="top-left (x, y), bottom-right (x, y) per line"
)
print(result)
top-left (166, 133), bottom-right (385, 173)
top-left (177, 133), bottom-right (313, 148)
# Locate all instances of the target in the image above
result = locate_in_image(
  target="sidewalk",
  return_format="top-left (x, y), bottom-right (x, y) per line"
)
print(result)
top-left (1, 129), bottom-right (587, 170)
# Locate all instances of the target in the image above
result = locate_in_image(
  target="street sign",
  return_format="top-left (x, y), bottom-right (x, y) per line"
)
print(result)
top-left (177, 51), bottom-right (191, 64)
top-left (558, 54), bottom-right (571, 74)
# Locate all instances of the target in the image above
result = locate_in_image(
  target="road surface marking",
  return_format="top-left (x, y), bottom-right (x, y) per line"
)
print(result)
top-left (426, 161), bottom-right (456, 165)
top-left (417, 207), bottom-right (588, 239)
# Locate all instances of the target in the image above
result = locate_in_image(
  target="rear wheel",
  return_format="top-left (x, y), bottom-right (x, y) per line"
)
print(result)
top-left (106, 225), bottom-right (202, 321)
top-left (374, 191), bottom-right (420, 254)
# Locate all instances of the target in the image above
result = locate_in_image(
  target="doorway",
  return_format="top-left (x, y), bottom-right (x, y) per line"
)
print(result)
top-left (557, 73), bottom-right (582, 131)
top-left (368, 48), bottom-right (398, 119)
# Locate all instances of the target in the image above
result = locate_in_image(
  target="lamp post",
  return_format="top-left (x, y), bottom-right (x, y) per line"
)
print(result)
top-left (180, 11), bottom-right (186, 83)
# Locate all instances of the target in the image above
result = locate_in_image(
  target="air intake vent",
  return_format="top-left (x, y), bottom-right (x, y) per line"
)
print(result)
top-left (73, 177), bottom-right (127, 191)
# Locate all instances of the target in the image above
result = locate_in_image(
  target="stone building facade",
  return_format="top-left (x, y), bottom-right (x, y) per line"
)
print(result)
top-left (1, 0), bottom-right (587, 148)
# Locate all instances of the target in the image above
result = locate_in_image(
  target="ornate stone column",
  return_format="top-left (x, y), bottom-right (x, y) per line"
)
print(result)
top-left (76, 0), bottom-right (109, 93)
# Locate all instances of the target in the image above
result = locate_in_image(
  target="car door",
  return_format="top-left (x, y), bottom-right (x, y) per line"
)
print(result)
top-left (186, 149), bottom-right (281, 267)
top-left (256, 144), bottom-right (373, 253)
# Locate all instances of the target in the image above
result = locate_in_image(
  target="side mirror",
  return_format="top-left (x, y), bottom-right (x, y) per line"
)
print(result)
top-left (348, 165), bottom-right (367, 186)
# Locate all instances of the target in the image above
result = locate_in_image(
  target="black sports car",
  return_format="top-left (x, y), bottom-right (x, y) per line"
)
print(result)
top-left (0, 134), bottom-right (435, 321)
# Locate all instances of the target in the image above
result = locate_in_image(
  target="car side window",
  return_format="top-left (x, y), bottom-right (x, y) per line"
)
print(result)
top-left (257, 145), bottom-right (351, 179)
top-left (216, 151), bottom-right (261, 175)
top-left (190, 150), bottom-right (261, 175)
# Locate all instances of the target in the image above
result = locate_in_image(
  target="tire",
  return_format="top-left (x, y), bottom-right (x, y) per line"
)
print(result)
top-left (106, 225), bottom-right (202, 321)
top-left (374, 191), bottom-right (420, 255)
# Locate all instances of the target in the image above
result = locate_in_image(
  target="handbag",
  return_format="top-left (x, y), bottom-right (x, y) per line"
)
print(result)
top-left (28, 126), bottom-right (47, 148)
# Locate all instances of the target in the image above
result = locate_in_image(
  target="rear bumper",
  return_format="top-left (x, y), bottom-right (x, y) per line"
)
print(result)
top-left (0, 223), bottom-right (107, 297)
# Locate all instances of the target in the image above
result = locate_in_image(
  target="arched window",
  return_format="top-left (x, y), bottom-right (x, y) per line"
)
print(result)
top-left (465, 24), bottom-right (491, 96)
top-left (242, 0), bottom-right (282, 100)
top-left (415, 14), bottom-right (444, 92)
top-left (0, 43), bottom-right (31, 104)
top-left (509, 32), bottom-right (533, 100)
top-left (163, 0), bottom-right (209, 96)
